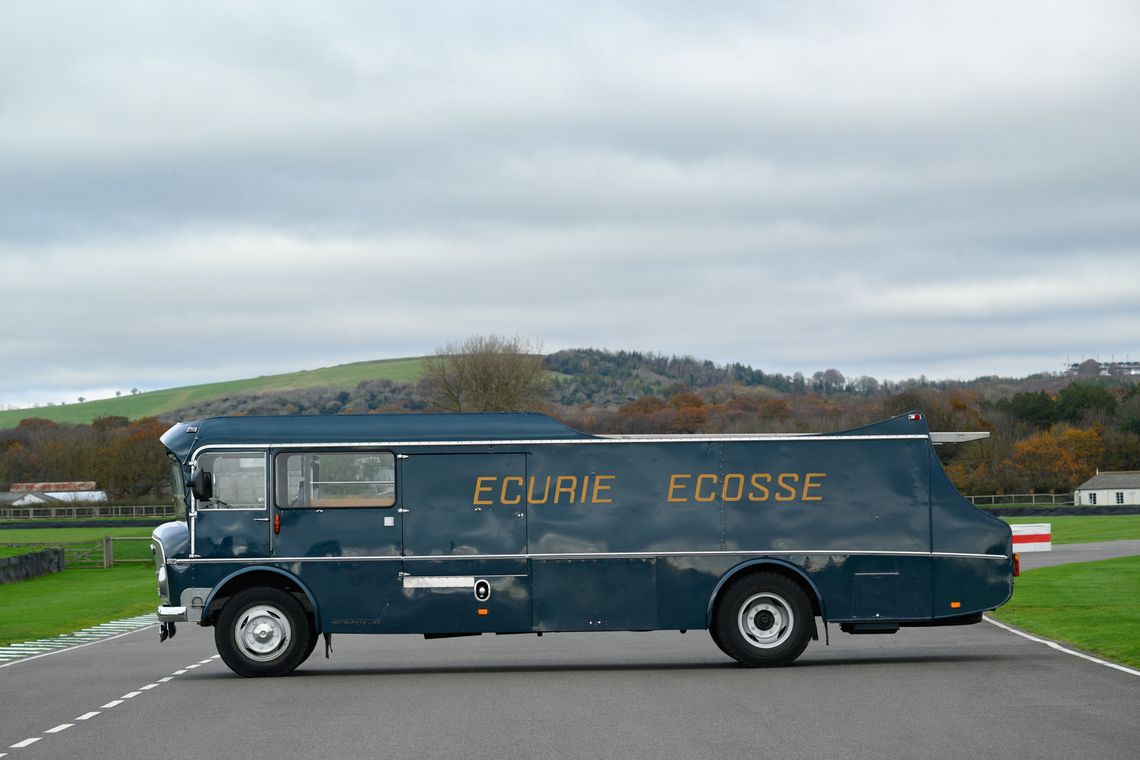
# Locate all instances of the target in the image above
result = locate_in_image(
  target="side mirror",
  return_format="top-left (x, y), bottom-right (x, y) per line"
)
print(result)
top-left (189, 467), bottom-right (213, 501)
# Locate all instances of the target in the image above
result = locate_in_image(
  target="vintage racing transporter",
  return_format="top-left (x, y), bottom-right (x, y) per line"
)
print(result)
top-left (151, 411), bottom-right (1014, 677)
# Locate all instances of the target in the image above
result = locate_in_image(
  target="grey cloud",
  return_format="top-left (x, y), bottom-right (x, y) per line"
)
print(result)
top-left (1, 1), bottom-right (1138, 406)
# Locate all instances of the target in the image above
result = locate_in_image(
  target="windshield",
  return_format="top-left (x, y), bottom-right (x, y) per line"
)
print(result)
top-left (168, 455), bottom-right (188, 519)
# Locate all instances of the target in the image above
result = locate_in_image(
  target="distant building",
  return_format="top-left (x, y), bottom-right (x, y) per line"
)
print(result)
top-left (1065, 360), bottom-right (1140, 377)
top-left (8, 482), bottom-right (108, 504)
top-left (1074, 471), bottom-right (1140, 507)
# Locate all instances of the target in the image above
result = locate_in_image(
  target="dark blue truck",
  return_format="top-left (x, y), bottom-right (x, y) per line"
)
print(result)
top-left (151, 411), bottom-right (1014, 677)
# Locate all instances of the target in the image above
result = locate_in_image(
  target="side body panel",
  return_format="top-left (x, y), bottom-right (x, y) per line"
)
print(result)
top-left (155, 413), bottom-right (1012, 638)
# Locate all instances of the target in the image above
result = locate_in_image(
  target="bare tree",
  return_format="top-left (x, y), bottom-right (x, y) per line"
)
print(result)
top-left (420, 335), bottom-right (549, 412)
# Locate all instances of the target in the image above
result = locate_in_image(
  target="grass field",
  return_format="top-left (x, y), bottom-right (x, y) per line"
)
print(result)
top-left (0, 526), bottom-right (157, 564)
top-left (0, 565), bottom-right (157, 646)
top-left (1002, 515), bottom-right (1140, 544)
top-left (0, 356), bottom-right (427, 429)
top-left (991, 555), bottom-right (1140, 669)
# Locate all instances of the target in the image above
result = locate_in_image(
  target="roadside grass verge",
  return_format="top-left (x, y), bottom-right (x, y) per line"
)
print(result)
top-left (0, 546), bottom-right (39, 558)
top-left (0, 526), bottom-right (155, 543)
top-left (1001, 515), bottom-right (1140, 544)
top-left (0, 526), bottom-right (157, 564)
top-left (0, 565), bottom-right (157, 646)
top-left (991, 555), bottom-right (1140, 669)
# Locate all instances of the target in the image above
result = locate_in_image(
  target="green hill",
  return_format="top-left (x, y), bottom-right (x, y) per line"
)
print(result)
top-left (0, 358), bottom-right (427, 429)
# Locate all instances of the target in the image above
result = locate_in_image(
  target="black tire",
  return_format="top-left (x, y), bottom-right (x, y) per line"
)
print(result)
top-left (215, 587), bottom-right (312, 677)
top-left (711, 573), bottom-right (813, 667)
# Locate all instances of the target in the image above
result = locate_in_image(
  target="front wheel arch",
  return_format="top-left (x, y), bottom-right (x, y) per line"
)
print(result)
top-left (203, 567), bottom-right (319, 631)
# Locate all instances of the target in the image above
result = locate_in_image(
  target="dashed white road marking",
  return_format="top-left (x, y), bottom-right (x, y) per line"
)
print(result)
top-left (5, 655), bottom-right (216, 754)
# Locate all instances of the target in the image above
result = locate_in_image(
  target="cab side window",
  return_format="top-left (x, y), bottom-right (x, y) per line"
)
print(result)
top-left (275, 452), bottom-right (396, 508)
top-left (198, 453), bottom-right (266, 510)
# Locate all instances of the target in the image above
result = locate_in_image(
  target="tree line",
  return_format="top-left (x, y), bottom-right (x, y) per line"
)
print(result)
top-left (0, 416), bottom-right (171, 502)
top-left (2, 341), bottom-right (1137, 500)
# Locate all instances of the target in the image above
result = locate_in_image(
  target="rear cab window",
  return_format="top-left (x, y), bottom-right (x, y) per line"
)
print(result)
top-left (275, 451), bottom-right (396, 509)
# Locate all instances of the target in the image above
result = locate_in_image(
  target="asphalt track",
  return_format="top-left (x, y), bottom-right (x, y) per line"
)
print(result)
top-left (3, 543), bottom-right (1138, 760)
top-left (1019, 539), bottom-right (1140, 570)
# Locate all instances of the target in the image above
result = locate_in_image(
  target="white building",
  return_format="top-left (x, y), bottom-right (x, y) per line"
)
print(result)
top-left (1074, 471), bottom-right (1140, 507)
top-left (8, 481), bottom-right (108, 504)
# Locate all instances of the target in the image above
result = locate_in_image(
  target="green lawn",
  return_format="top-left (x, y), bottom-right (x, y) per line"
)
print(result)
top-left (0, 526), bottom-right (158, 564)
top-left (1002, 515), bottom-right (1140, 544)
top-left (0, 546), bottom-right (38, 558)
top-left (0, 526), bottom-right (156, 543)
top-left (992, 555), bottom-right (1140, 669)
top-left (0, 356), bottom-right (427, 428)
top-left (0, 564), bottom-right (158, 645)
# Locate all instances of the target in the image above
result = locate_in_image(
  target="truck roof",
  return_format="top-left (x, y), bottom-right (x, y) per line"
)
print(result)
top-left (161, 412), bottom-right (593, 461)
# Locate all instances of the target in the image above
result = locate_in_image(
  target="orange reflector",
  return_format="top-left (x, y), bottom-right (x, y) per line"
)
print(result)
top-left (1013, 553), bottom-right (1020, 577)
top-left (477, 608), bottom-right (489, 616)
top-left (950, 601), bottom-right (961, 609)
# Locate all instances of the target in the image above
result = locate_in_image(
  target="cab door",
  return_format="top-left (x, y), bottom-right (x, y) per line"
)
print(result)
top-left (192, 451), bottom-right (271, 559)
top-left (270, 449), bottom-right (404, 631)
top-left (398, 453), bottom-right (531, 633)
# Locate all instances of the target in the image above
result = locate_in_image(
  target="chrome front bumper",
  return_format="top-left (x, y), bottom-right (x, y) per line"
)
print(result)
top-left (157, 605), bottom-right (188, 622)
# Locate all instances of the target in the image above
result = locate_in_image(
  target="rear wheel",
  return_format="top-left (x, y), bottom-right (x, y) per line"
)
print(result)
top-left (711, 573), bottom-right (813, 667)
top-left (215, 587), bottom-right (311, 677)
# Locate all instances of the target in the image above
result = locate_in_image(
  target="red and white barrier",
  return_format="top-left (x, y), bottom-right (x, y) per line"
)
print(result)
top-left (1012, 523), bottom-right (1052, 552)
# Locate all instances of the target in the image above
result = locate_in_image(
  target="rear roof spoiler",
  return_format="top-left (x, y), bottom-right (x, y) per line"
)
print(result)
top-left (930, 432), bottom-right (990, 445)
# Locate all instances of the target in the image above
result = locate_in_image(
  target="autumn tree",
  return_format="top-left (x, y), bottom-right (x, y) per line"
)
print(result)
top-left (1005, 425), bottom-right (1104, 492)
top-left (420, 335), bottom-right (549, 412)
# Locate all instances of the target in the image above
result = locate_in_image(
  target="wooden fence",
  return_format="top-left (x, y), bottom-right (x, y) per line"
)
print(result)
top-left (0, 537), bottom-right (152, 568)
top-left (0, 504), bottom-right (176, 520)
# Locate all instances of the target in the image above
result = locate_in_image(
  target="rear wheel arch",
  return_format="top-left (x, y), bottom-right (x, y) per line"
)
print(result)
top-left (707, 559), bottom-right (825, 628)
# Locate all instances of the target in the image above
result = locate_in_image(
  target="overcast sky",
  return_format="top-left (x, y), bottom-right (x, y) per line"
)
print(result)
top-left (2, 1), bottom-right (1138, 409)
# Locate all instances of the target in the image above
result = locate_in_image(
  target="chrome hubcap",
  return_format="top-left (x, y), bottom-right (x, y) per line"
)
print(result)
top-left (737, 592), bottom-right (794, 649)
top-left (235, 604), bottom-right (291, 662)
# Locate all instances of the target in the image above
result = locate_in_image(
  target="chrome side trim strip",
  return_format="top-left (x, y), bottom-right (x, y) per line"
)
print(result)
top-left (187, 434), bottom-right (929, 461)
top-left (172, 548), bottom-right (1007, 565)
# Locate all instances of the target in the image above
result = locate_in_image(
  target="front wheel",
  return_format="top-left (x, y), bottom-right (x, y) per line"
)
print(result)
top-left (711, 573), bottom-right (813, 667)
top-left (215, 588), bottom-right (312, 677)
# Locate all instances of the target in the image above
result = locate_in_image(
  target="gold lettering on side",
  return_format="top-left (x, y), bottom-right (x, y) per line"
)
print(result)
top-left (667, 474), bottom-right (691, 502)
top-left (528, 475), bottom-right (551, 505)
top-left (500, 476), bottom-right (524, 505)
top-left (555, 475), bottom-right (577, 504)
top-left (473, 477), bottom-right (495, 506)
top-left (748, 473), bottom-right (771, 501)
top-left (802, 472), bottom-right (827, 501)
top-left (592, 474), bottom-right (615, 504)
top-left (775, 473), bottom-right (800, 501)
top-left (721, 473), bottom-right (745, 502)
top-left (695, 473), bottom-right (718, 503)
